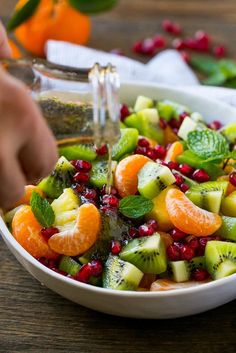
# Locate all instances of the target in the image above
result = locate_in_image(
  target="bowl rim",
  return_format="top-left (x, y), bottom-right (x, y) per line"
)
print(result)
top-left (1, 81), bottom-right (236, 298)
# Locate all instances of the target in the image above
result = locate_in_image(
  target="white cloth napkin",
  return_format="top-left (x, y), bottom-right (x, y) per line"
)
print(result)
top-left (46, 40), bottom-right (236, 108)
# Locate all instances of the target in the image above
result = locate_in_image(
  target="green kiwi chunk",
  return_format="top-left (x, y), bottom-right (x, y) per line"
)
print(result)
top-left (168, 261), bottom-right (190, 282)
top-left (90, 160), bottom-right (116, 188)
top-left (112, 128), bottom-right (139, 160)
top-left (38, 156), bottom-right (75, 199)
top-left (205, 240), bottom-right (236, 280)
top-left (185, 181), bottom-right (228, 214)
top-left (216, 216), bottom-right (236, 242)
top-left (59, 144), bottom-right (96, 161)
top-left (157, 100), bottom-right (190, 121)
top-left (188, 256), bottom-right (206, 271)
top-left (59, 256), bottom-right (81, 276)
top-left (103, 255), bottom-right (143, 290)
top-left (119, 233), bottom-right (167, 274)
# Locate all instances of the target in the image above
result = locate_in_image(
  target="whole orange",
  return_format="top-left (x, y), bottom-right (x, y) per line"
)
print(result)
top-left (14, 0), bottom-right (91, 57)
top-left (8, 39), bottom-right (22, 58)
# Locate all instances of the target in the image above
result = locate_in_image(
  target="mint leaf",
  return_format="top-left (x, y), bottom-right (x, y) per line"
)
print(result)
top-left (187, 129), bottom-right (230, 161)
top-left (119, 195), bottom-right (153, 219)
top-left (69, 0), bottom-right (117, 14)
top-left (203, 71), bottom-right (226, 86)
top-left (190, 55), bottom-right (219, 75)
top-left (7, 0), bottom-right (40, 31)
top-left (30, 192), bottom-right (55, 228)
top-left (230, 150), bottom-right (236, 159)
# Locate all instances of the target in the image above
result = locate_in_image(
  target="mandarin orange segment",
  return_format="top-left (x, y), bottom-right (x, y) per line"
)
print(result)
top-left (13, 185), bottom-right (44, 208)
top-left (163, 125), bottom-right (179, 145)
top-left (114, 154), bottom-right (150, 197)
top-left (48, 203), bottom-right (101, 256)
top-left (150, 279), bottom-right (210, 291)
top-left (165, 189), bottom-right (222, 236)
top-left (158, 231), bottom-right (174, 248)
top-left (12, 205), bottom-right (59, 259)
top-left (165, 141), bottom-right (184, 162)
top-left (217, 175), bottom-right (236, 196)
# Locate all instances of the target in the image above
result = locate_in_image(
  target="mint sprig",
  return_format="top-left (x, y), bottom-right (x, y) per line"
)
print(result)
top-left (30, 192), bottom-right (55, 228)
top-left (187, 129), bottom-right (231, 162)
top-left (69, 0), bottom-right (117, 14)
top-left (7, 0), bottom-right (40, 31)
top-left (119, 195), bottom-right (153, 219)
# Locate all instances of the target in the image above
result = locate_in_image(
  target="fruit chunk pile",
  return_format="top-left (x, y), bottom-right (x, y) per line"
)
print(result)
top-left (4, 95), bottom-right (236, 292)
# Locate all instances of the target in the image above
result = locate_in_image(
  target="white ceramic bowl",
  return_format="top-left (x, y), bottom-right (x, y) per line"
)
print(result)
top-left (1, 82), bottom-right (236, 319)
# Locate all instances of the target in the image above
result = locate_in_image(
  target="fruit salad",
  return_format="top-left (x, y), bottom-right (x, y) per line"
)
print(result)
top-left (4, 95), bottom-right (236, 292)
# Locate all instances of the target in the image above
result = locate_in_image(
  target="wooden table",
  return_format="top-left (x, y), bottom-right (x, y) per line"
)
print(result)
top-left (0, 1), bottom-right (236, 352)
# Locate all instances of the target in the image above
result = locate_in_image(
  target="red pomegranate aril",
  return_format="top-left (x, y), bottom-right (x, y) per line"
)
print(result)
top-left (72, 183), bottom-right (85, 194)
top-left (120, 104), bottom-right (130, 121)
top-left (73, 172), bottom-right (90, 183)
top-left (192, 268), bottom-right (209, 281)
top-left (138, 224), bottom-right (154, 237)
top-left (96, 144), bottom-right (108, 156)
top-left (133, 40), bottom-right (143, 54)
top-left (71, 160), bottom-right (92, 172)
top-left (214, 45), bottom-right (227, 58)
top-left (187, 236), bottom-right (199, 250)
top-left (128, 227), bottom-right (139, 238)
top-left (208, 120), bottom-right (222, 130)
top-left (180, 245), bottom-right (195, 261)
top-left (153, 145), bottom-right (166, 159)
top-left (179, 112), bottom-right (189, 122)
top-left (174, 172), bottom-right (185, 186)
top-left (199, 237), bottom-right (213, 249)
top-left (184, 38), bottom-right (198, 50)
top-left (172, 38), bottom-right (185, 50)
top-left (90, 260), bottom-right (103, 277)
top-left (41, 227), bottom-right (59, 240)
top-left (146, 149), bottom-right (156, 160)
top-left (195, 31), bottom-right (210, 51)
top-left (111, 240), bottom-right (122, 255)
top-left (138, 138), bottom-right (150, 148)
top-left (135, 146), bottom-right (148, 156)
top-left (178, 163), bottom-right (194, 176)
top-left (159, 118), bottom-right (168, 129)
top-left (180, 183), bottom-right (190, 193)
top-left (100, 205), bottom-right (117, 214)
top-left (170, 228), bottom-right (186, 241)
top-left (192, 169), bottom-right (210, 183)
top-left (83, 188), bottom-right (97, 200)
top-left (162, 19), bottom-right (181, 35)
top-left (141, 38), bottom-right (156, 55)
top-left (229, 172), bottom-right (236, 187)
top-left (167, 244), bottom-right (181, 261)
top-left (153, 35), bottom-right (166, 49)
top-left (146, 219), bottom-right (158, 232)
top-left (38, 257), bottom-right (49, 266)
top-left (169, 118), bottom-right (181, 129)
top-left (75, 264), bottom-right (92, 283)
top-left (100, 185), bottom-right (118, 196)
top-left (102, 194), bottom-right (119, 208)
top-left (181, 51), bottom-right (191, 63)
top-left (167, 161), bottom-right (179, 170)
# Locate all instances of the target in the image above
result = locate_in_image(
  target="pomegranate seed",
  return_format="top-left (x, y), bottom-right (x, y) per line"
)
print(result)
top-left (128, 227), bottom-right (139, 238)
top-left (146, 149), bottom-right (156, 160)
top-left (100, 205), bottom-right (117, 214)
top-left (159, 118), bottom-right (168, 129)
top-left (73, 172), bottom-right (90, 183)
top-left (153, 145), bottom-right (166, 159)
top-left (120, 104), bottom-right (130, 121)
top-left (96, 144), bottom-right (108, 156)
top-left (178, 163), bottom-right (194, 176)
top-left (72, 183), bottom-right (85, 194)
top-left (83, 188), bottom-right (97, 199)
top-left (71, 160), bottom-right (92, 172)
top-left (192, 169), bottom-right (210, 183)
top-left (111, 240), bottom-right (122, 255)
top-left (170, 228), bottom-right (186, 241)
top-left (102, 194), bottom-right (119, 208)
top-left (167, 244), bottom-right (181, 261)
top-left (179, 112), bottom-right (189, 122)
top-left (180, 183), bottom-right (190, 193)
top-left (169, 118), bottom-right (181, 129)
top-left (100, 185), bottom-right (118, 196)
top-left (41, 227), bottom-right (59, 240)
top-left (153, 35), bottom-right (166, 49)
top-left (75, 264), bottom-right (92, 283)
top-left (162, 19), bottom-right (181, 35)
top-left (174, 172), bottom-right (185, 186)
top-left (181, 51), bottom-right (191, 63)
top-left (167, 161), bottom-right (179, 170)
top-left (146, 219), bottom-right (158, 232)
top-left (133, 40), bottom-right (143, 54)
top-left (157, 159), bottom-right (168, 167)
top-left (186, 236), bottom-right (199, 250)
top-left (184, 38), bottom-right (198, 50)
top-left (38, 257), bottom-right (49, 266)
top-left (172, 38), bottom-right (185, 50)
top-left (138, 138), bottom-right (150, 148)
top-left (138, 224), bottom-right (154, 237)
top-left (90, 260), bottom-right (103, 277)
top-left (195, 31), bottom-right (210, 51)
top-left (110, 48), bottom-right (124, 56)
top-left (199, 237), bottom-right (214, 250)
top-left (141, 38), bottom-right (156, 55)
top-left (229, 172), bottom-right (236, 186)
top-left (180, 245), bottom-right (195, 261)
top-left (48, 259), bottom-right (57, 269)
top-left (135, 146), bottom-right (148, 156)
top-left (208, 120), bottom-right (222, 130)
top-left (192, 268), bottom-right (209, 281)
top-left (213, 45), bottom-right (227, 59)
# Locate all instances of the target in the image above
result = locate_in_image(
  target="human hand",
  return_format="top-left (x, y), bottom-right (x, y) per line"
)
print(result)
top-left (0, 23), bottom-right (58, 208)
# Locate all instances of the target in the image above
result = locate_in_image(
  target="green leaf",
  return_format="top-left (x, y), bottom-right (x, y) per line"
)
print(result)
top-left (30, 192), bottom-right (55, 228)
top-left (119, 195), bottom-right (153, 219)
top-left (230, 150), bottom-right (236, 159)
top-left (190, 55), bottom-right (219, 75)
top-left (219, 59), bottom-right (236, 79)
top-left (203, 71), bottom-right (226, 86)
top-left (69, 0), bottom-right (117, 14)
top-left (187, 129), bottom-right (230, 161)
top-left (7, 0), bottom-right (40, 31)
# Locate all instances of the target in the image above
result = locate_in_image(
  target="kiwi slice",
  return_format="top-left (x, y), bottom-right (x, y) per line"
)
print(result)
top-left (205, 240), bottom-right (236, 280)
top-left (103, 255), bottom-right (143, 290)
top-left (38, 156), bottom-right (75, 199)
top-left (59, 256), bottom-right (81, 276)
top-left (112, 128), bottom-right (138, 161)
top-left (188, 256), bottom-right (206, 271)
top-left (157, 100), bottom-right (190, 121)
top-left (59, 144), bottom-right (96, 162)
top-left (138, 162), bottom-right (176, 199)
top-left (90, 160), bottom-right (117, 188)
top-left (185, 181), bottom-right (228, 213)
top-left (221, 191), bottom-right (236, 217)
top-left (168, 261), bottom-right (190, 282)
top-left (216, 216), bottom-right (236, 242)
top-left (134, 95), bottom-right (154, 112)
top-left (119, 233), bottom-right (167, 274)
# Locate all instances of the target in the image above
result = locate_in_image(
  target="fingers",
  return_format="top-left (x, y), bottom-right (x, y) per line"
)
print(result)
top-left (0, 22), bottom-right (11, 58)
